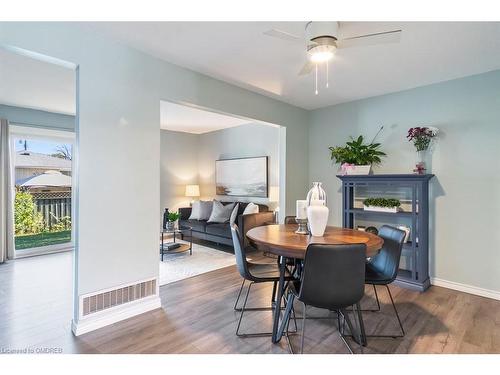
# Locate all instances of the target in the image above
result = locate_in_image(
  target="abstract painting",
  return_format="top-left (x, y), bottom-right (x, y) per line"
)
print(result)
top-left (215, 157), bottom-right (268, 197)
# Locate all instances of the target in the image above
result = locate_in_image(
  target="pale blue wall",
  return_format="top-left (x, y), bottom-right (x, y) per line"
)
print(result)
top-left (0, 104), bottom-right (75, 131)
top-left (309, 70), bottom-right (500, 292)
top-left (160, 123), bottom-right (281, 212)
top-left (198, 123), bottom-right (281, 207)
top-left (160, 129), bottom-right (199, 212)
top-left (0, 22), bottom-right (309, 326)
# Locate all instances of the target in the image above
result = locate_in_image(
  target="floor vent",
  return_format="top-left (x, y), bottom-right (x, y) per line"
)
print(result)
top-left (82, 279), bottom-right (157, 316)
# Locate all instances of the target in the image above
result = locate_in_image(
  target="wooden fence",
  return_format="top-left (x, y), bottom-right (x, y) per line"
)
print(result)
top-left (31, 192), bottom-right (72, 231)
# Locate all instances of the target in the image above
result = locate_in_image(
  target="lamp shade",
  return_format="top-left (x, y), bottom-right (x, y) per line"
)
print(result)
top-left (185, 184), bottom-right (200, 197)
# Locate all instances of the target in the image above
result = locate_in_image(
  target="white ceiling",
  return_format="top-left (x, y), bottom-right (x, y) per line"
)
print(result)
top-left (89, 22), bottom-right (500, 110)
top-left (0, 48), bottom-right (75, 115)
top-left (161, 101), bottom-right (253, 134)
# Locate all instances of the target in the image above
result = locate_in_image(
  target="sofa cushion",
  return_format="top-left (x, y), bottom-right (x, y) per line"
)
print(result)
top-left (180, 219), bottom-right (207, 233)
top-left (188, 201), bottom-right (201, 220)
top-left (208, 200), bottom-right (235, 223)
top-left (205, 223), bottom-right (232, 239)
top-left (199, 201), bottom-right (213, 220)
top-left (217, 202), bottom-right (268, 215)
top-left (229, 203), bottom-right (239, 226)
top-left (188, 200), bottom-right (213, 220)
top-left (242, 202), bottom-right (259, 215)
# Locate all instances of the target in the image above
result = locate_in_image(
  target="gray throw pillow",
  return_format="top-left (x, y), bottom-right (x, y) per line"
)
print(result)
top-left (199, 200), bottom-right (213, 220)
top-left (229, 203), bottom-right (240, 226)
top-left (188, 201), bottom-right (201, 220)
top-left (208, 200), bottom-right (235, 223)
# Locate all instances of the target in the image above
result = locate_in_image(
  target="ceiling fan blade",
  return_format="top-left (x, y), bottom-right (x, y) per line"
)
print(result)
top-left (298, 61), bottom-right (314, 76)
top-left (336, 30), bottom-right (401, 49)
top-left (263, 28), bottom-right (302, 43)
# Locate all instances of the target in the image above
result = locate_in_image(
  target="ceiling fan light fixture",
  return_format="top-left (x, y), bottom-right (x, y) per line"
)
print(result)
top-left (308, 44), bottom-right (336, 63)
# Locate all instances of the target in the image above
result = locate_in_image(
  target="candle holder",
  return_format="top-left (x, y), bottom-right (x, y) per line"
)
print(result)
top-left (295, 218), bottom-right (309, 235)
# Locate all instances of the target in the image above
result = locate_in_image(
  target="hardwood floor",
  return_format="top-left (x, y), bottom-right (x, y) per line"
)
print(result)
top-left (1, 251), bottom-right (499, 354)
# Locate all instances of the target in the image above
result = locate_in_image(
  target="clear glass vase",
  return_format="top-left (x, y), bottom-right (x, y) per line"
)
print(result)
top-left (414, 149), bottom-right (427, 174)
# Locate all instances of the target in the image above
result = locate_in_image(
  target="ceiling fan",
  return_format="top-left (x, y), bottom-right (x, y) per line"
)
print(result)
top-left (263, 22), bottom-right (402, 94)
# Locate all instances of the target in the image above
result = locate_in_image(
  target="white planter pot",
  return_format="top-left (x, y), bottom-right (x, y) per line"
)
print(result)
top-left (345, 165), bottom-right (372, 175)
top-left (307, 201), bottom-right (329, 237)
top-left (363, 205), bottom-right (398, 213)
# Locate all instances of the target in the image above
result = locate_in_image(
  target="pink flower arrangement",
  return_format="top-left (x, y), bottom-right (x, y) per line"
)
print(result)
top-left (407, 126), bottom-right (439, 151)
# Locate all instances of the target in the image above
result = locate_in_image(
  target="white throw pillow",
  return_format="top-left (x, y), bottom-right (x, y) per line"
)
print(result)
top-left (188, 201), bottom-right (201, 220)
top-left (229, 203), bottom-right (240, 226)
top-left (242, 202), bottom-right (259, 215)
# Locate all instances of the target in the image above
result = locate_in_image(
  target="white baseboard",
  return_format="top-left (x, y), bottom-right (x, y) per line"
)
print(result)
top-left (71, 295), bottom-right (162, 336)
top-left (431, 277), bottom-right (500, 301)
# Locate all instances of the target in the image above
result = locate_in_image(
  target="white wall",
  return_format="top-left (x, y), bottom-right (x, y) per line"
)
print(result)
top-left (309, 70), bottom-right (500, 293)
top-left (160, 122), bottom-right (281, 213)
top-left (0, 22), bottom-right (309, 328)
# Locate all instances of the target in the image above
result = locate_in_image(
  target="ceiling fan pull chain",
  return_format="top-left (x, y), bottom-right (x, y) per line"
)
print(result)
top-left (315, 64), bottom-right (319, 95)
top-left (326, 61), bottom-right (329, 88)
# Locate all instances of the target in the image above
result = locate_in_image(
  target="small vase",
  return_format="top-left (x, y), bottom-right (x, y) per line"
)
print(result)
top-left (306, 182), bottom-right (327, 206)
top-left (307, 200), bottom-right (329, 237)
top-left (414, 149), bottom-right (427, 174)
top-left (166, 221), bottom-right (175, 231)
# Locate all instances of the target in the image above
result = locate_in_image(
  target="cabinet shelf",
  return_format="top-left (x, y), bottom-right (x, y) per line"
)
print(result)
top-left (347, 208), bottom-right (415, 217)
top-left (338, 173), bottom-right (433, 292)
top-left (402, 241), bottom-right (418, 250)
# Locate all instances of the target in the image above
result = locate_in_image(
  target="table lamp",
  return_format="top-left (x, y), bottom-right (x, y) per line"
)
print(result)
top-left (185, 184), bottom-right (200, 206)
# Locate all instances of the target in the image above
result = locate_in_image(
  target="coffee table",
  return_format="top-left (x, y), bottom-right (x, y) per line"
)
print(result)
top-left (160, 226), bottom-right (193, 261)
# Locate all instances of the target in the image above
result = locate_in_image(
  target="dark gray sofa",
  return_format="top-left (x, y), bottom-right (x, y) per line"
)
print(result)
top-left (178, 202), bottom-right (274, 249)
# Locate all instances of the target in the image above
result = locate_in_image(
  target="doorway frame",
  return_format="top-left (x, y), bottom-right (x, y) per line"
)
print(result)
top-left (9, 124), bottom-right (75, 258)
top-left (0, 43), bottom-right (80, 326)
top-left (159, 99), bottom-right (287, 223)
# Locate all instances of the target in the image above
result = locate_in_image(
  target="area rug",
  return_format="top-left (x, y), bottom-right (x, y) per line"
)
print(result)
top-left (159, 240), bottom-right (236, 285)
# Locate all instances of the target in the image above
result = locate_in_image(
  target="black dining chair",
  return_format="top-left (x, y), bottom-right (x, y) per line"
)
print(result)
top-left (281, 216), bottom-right (301, 269)
top-left (283, 243), bottom-right (367, 354)
top-left (364, 225), bottom-right (406, 338)
top-left (231, 224), bottom-right (297, 337)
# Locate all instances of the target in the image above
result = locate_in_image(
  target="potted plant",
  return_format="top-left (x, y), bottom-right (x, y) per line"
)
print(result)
top-left (329, 130), bottom-right (386, 175)
top-left (165, 211), bottom-right (180, 231)
top-left (407, 126), bottom-right (439, 174)
top-left (363, 198), bottom-right (401, 213)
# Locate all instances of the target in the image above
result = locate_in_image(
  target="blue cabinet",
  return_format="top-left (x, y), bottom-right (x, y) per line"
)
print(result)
top-left (337, 174), bottom-right (434, 291)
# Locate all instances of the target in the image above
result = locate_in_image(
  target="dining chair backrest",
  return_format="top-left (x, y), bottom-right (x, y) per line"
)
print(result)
top-left (298, 243), bottom-right (366, 310)
top-left (284, 216), bottom-right (296, 224)
top-left (230, 224), bottom-right (250, 280)
top-left (369, 225), bottom-right (406, 282)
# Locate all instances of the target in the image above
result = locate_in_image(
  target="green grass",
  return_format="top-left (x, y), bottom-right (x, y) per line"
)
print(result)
top-left (15, 230), bottom-right (72, 250)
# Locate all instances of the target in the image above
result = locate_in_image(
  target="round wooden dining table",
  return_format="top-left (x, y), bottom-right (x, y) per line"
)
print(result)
top-left (246, 224), bottom-right (384, 344)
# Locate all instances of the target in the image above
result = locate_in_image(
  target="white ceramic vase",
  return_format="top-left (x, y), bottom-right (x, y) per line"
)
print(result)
top-left (307, 200), bottom-right (329, 237)
top-left (306, 182), bottom-right (327, 205)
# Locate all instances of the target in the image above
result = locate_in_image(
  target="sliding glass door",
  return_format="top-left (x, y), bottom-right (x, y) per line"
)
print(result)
top-left (10, 125), bottom-right (75, 257)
